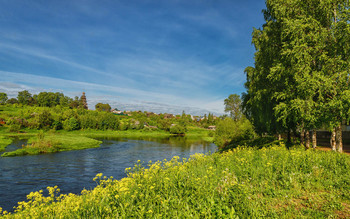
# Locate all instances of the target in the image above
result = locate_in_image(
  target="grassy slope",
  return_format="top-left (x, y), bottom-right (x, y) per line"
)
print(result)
top-left (2, 144), bottom-right (349, 218)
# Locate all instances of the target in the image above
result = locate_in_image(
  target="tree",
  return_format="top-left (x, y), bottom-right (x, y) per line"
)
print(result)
top-left (95, 103), bottom-right (111, 112)
top-left (224, 94), bottom-right (242, 121)
top-left (243, 0), bottom-right (350, 150)
top-left (7, 98), bottom-right (18, 104)
top-left (17, 90), bottom-right (32, 105)
top-left (0, 92), bottom-right (8, 104)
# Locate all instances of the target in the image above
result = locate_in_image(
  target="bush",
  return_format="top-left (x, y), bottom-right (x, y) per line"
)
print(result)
top-left (37, 110), bottom-right (54, 129)
top-left (63, 117), bottom-right (80, 131)
top-left (97, 113), bottom-right (119, 130)
top-left (52, 120), bottom-right (63, 130)
top-left (170, 125), bottom-right (186, 135)
top-left (80, 114), bottom-right (98, 130)
top-left (214, 117), bottom-right (255, 148)
top-left (8, 123), bottom-right (21, 133)
top-left (6, 117), bottom-right (28, 131)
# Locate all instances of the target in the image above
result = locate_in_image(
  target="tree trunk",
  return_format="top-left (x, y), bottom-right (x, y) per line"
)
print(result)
top-left (278, 134), bottom-right (282, 141)
top-left (305, 130), bottom-right (310, 149)
top-left (336, 124), bottom-right (343, 153)
top-left (312, 129), bottom-right (317, 149)
top-left (331, 128), bottom-right (336, 151)
top-left (300, 129), bottom-right (305, 146)
top-left (287, 130), bottom-right (291, 143)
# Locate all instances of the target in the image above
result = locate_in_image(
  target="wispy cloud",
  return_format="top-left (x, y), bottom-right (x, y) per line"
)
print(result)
top-left (0, 0), bottom-right (266, 115)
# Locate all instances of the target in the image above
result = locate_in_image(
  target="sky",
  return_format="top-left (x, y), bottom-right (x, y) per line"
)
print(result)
top-left (0, 0), bottom-right (266, 115)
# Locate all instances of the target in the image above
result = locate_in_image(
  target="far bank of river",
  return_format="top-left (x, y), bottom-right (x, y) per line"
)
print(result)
top-left (0, 128), bottom-right (214, 157)
top-left (0, 136), bottom-right (217, 212)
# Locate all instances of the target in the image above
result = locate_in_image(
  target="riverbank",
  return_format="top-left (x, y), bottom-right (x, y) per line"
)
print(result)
top-left (2, 144), bottom-right (349, 218)
top-left (0, 136), bottom-right (12, 152)
top-left (0, 127), bottom-right (213, 157)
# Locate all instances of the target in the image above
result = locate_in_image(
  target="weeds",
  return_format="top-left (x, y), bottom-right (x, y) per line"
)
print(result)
top-left (1, 144), bottom-right (349, 218)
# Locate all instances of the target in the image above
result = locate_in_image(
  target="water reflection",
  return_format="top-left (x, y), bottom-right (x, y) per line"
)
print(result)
top-left (0, 136), bottom-right (216, 212)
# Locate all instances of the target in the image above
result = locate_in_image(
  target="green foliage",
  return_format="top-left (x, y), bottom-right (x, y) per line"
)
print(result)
top-left (0, 92), bottom-right (8, 104)
top-left (17, 90), bottom-right (32, 105)
top-left (97, 113), bottom-right (119, 130)
top-left (37, 130), bottom-right (45, 140)
top-left (224, 94), bottom-right (242, 121)
top-left (214, 117), bottom-right (255, 148)
top-left (6, 98), bottom-right (18, 104)
top-left (64, 117), bottom-right (80, 131)
top-left (0, 136), bottom-right (12, 151)
top-left (0, 104), bottom-right (217, 134)
top-left (243, 0), bottom-right (350, 140)
top-left (6, 117), bottom-right (28, 132)
top-left (1, 134), bottom-right (102, 157)
top-left (169, 124), bottom-right (186, 135)
top-left (4, 147), bottom-right (350, 217)
top-left (37, 110), bottom-right (54, 129)
top-left (80, 114), bottom-right (98, 130)
top-left (95, 103), bottom-right (111, 112)
top-left (36, 92), bottom-right (71, 107)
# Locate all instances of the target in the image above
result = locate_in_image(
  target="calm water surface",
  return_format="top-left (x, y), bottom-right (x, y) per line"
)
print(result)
top-left (0, 137), bottom-right (216, 211)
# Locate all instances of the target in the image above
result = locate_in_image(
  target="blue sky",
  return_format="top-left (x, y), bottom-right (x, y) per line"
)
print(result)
top-left (0, 0), bottom-right (265, 115)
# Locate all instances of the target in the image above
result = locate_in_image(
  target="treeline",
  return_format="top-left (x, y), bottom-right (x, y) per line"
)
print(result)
top-left (0, 90), bottom-right (86, 109)
top-left (242, 0), bottom-right (350, 152)
top-left (4, 106), bottom-right (119, 132)
top-left (0, 91), bottom-right (218, 134)
top-left (2, 106), bottom-right (217, 134)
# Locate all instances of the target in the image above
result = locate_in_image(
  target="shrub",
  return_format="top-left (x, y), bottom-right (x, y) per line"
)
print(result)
top-left (52, 120), bottom-right (63, 130)
top-left (170, 125), bottom-right (186, 135)
top-left (37, 110), bottom-right (54, 129)
top-left (80, 115), bottom-right (97, 130)
top-left (97, 113), bottom-right (119, 130)
top-left (8, 123), bottom-right (21, 133)
top-left (214, 117), bottom-right (255, 148)
top-left (6, 117), bottom-right (28, 131)
top-left (63, 117), bottom-right (80, 131)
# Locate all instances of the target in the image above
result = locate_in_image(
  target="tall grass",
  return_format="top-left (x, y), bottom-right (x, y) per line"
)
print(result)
top-left (1, 144), bottom-right (349, 218)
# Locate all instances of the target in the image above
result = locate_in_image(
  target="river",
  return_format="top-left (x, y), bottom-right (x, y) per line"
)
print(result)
top-left (0, 137), bottom-right (217, 212)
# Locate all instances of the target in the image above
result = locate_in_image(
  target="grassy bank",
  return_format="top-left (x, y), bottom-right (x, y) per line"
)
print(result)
top-left (1, 133), bottom-right (102, 157)
top-left (2, 144), bottom-right (349, 218)
top-left (0, 136), bottom-right (12, 152)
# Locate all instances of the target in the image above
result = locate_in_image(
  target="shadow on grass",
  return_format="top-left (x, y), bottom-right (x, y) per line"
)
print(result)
top-left (219, 136), bottom-right (305, 152)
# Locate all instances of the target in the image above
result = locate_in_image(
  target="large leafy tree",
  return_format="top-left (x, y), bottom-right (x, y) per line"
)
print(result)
top-left (243, 0), bottom-right (350, 150)
top-left (17, 90), bottom-right (32, 105)
top-left (242, 3), bottom-right (287, 137)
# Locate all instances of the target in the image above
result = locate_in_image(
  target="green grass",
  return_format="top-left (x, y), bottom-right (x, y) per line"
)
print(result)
top-left (2, 144), bottom-right (349, 218)
top-left (0, 136), bottom-right (12, 152)
top-left (1, 133), bottom-right (102, 157)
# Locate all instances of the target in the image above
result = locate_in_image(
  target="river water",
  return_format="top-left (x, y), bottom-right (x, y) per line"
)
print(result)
top-left (0, 137), bottom-right (217, 212)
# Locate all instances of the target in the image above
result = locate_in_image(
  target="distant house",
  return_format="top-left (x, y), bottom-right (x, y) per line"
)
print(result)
top-left (111, 109), bottom-right (122, 114)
